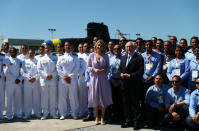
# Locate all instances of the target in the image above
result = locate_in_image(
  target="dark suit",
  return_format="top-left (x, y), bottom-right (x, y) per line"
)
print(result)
top-left (119, 52), bottom-right (144, 123)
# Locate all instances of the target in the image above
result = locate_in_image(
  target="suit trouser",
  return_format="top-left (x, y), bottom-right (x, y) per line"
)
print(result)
top-left (41, 84), bottom-right (57, 116)
top-left (24, 82), bottom-right (41, 117)
top-left (121, 88), bottom-right (142, 123)
top-left (6, 82), bottom-right (22, 118)
top-left (58, 78), bottom-right (79, 118)
top-left (0, 79), bottom-right (4, 116)
top-left (78, 76), bottom-right (88, 117)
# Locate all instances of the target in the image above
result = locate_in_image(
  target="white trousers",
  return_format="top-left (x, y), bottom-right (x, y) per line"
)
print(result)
top-left (24, 82), bottom-right (41, 117)
top-left (78, 76), bottom-right (88, 117)
top-left (0, 79), bottom-right (5, 116)
top-left (6, 82), bottom-right (22, 118)
top-left (41, 84), bottom-right (57, 116)
top-left (58, 78), bottom-right (79, 118)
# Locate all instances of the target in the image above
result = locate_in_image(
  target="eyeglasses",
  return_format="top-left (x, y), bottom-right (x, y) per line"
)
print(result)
top-left (119, 40), bottom-right (125, 42)
top-left (195, 82), bottom-right (199, 85)
top-left (113, 48), bottom-right (120, 50)
top-left (172, 80), bottom-right (180, 83)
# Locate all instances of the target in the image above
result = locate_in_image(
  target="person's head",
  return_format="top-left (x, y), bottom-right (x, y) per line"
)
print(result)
top-left (119, 37), bottom-right (126, 49)
top-left (163, 41), bottom-right (172, 54)
top-left (195, 77), bottom-right (199, 89)
top-left (20, 44), bottom-right (28, 55)
top-left (156, 39), bottom-right (164, 51)
top-left (151, 37), bottom-right (157, 49)
top-left (179, 38), bottom-right (188, 52)
top-left (108, 41), bottom-right (115, 52)
top-left (94, 40), bottom-right (106, 54)
top-left (175, 45), bottom-right (184, 58)
top-left (9, 47), bottom-right (18, 58)
top-left (169, 36), bottom-right (178, 45)
top-left (154, 74), bottom-right (163, 87)
top-left (64, 42), bottom-right (71, 53)
top-left (78, 43), bottom-right (83, 53)
top-left (44, 44), bottom-right (52, 55)
top-left (57, 44), bottom-right (63, 54)
top-left (190, 36), bottom-right (199, 50)
top-left (93, 36), bottom-right (99, 42)
top-left (145, 40), bottom-right (153, 53)
top-left (125, 41), bottom-right (136, 55)
top-left (38, 46), bottom-right (45, 56)
top-left (90, 47), bottom-right (94, 53)
top-left (194, 46), bottom-right (199, 59)
top-left (28, 49), bottom-right (35, 59)
top-left (113, 44), bottom-right (121, 57)
top-left (172, 75), bottom-right (181, 91)
top-left (83, 42), bottom-right (90, 53)
top-left (135, 37), bottom-right (144, 51)
top-left (1, 42), bottom-right (9, 53)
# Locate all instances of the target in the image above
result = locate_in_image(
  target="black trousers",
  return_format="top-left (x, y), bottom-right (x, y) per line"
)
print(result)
top-left (121, 88), bottom-right (142, 123)
top-left (163, 104), bottom-right (189, 125)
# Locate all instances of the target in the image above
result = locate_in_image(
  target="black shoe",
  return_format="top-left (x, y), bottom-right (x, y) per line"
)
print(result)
top-left (121, 121), bottom-right (132, 128)
top-left (133, 122), bottom-right (140, 130)
top-left (83, 115), bottom-right (94, 122)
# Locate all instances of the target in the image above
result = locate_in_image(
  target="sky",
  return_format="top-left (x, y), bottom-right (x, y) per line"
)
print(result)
top-left (0, 0), bottom-right (199, 44)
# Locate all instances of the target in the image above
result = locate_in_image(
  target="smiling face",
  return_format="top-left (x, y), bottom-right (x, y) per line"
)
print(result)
top-left (28, 50), bottom-right (35, 59)
top-left (64, 42), bottom-right (71, 53)
top-left (44, 44), bottom-right (52, 55)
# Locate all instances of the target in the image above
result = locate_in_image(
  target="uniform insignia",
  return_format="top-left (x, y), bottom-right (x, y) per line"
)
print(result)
top-left (62, 58), bottom-right (65, 61)
top-left (26, 62), bottom-right (30, 65)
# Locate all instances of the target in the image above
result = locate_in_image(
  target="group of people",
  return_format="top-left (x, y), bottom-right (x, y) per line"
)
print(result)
top-left (0, 35), bottom-right (199, 130)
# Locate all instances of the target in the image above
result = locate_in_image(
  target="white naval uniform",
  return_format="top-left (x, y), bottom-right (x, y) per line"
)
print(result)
top-left (37, 54), bottom-right (58, 117)
top-left (21, 58), bottom-right (41, 117)
top-left (77, 53), bottom-right (89, 117)
top-left (17, 54), bottom-right (29, 113)
top-left (56, 53), bottom-right (80, 118)
top-left (3, 57), bottom-right (22, 119)
top-left (0, 55), bottom-right (5, 117)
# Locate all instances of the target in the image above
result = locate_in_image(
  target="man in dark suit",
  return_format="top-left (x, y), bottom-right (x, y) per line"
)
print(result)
top-left (119, 41), bottom-right (144, 130)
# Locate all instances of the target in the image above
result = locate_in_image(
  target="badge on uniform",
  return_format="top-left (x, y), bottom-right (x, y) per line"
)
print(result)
top-left (192, 70), bottom-right (198, 78)
top-left (175, 69), bottom-right (181, 76)
top-left (146, 63), bottom-right (153, 70)
top-left (61, 58), bottom-right (65, 61)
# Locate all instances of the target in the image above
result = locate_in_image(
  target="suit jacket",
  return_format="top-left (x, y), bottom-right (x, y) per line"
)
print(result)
top-left (119, 52), bottom-right (144, 92)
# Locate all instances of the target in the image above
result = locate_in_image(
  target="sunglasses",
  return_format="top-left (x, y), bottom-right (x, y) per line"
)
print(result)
top-left (172, 80), bottom-right (180, 83)
top-left (195, 82), bottom-right (199, 85)
top-left (113, 48), bottom-right (120, 50)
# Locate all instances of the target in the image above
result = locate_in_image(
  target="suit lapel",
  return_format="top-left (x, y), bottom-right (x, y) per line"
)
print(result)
top-left (126, 53), bottom-right (137, 68)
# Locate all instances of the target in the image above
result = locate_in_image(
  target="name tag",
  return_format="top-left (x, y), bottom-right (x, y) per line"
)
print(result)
top-left (192, 70), bottom-right (198, 78)
top-left (175, 69), bottom-right (180, 76)
top-left (146, 64), bottom-right (153, 70)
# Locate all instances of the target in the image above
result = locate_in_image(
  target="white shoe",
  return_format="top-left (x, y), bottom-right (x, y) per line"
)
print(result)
top-left (7, 116), bottom-right (13, 120)
top-left (52, 115), bottom-right (58, 119)
top-left (41, 116), bottom-right (47, 120)
top-left (60, 116), bottom-right (65, 120)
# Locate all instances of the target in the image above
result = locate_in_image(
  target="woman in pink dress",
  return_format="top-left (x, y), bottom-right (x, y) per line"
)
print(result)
top-left (87, 40), bottom-right (113, 125)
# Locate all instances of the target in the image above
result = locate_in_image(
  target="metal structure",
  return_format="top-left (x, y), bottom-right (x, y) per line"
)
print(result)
top-left (48, 28), bottom-right (56, 39)
top-left (115, 29), bottom-right (130, 39)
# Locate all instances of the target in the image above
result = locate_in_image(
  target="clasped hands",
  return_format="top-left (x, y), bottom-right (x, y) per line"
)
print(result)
top-left (93, 68), bottom-right (106, 73)
top-left (120, 73), bottom-right (130, 79)
top-left (29, 77), bottom-right (36, 83)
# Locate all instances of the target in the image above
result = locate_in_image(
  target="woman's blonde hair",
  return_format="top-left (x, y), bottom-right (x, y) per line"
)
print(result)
top-left (94, 39), bottom-right (106, 54)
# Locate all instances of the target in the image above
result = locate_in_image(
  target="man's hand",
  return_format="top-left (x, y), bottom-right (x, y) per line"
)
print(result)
top-left (146, 76), bottom-right (153, 82)
top-left (172, 112), bottom-right (180, 120)
top-left (93, 68), bottom-right (100, 73)
top-left (64, 75), bottom-right (71, 84)
top-left (47, 74), bottom-right (53, 80)
top-left (29, 77), bottom-right (36, 83)
top-left (120, 73), bottom-right (125, 79)
top-left (124, 73), bottom-right (130, 78)
top-left (169, 104), bottom-right (175, 113)
top-left (192, 114), bottom-right (199, 124)
top-left (120, 73), bottom-right (130, 79)
top-left (113, 80), bottom-right (121, 87)
top-left (15, 79), bottom-right (20, 84)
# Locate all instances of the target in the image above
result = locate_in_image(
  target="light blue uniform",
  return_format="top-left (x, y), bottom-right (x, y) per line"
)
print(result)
top-left (185, 49), bottom-right (195, 61)
top-left (165, 86), bottom-right (190, 109)
top-left (188, 58), bottom-right (199, 90)
top-left (145, 84), bottom-right (170, 108)
top-left (0, 55), bottom-right (5, 118)
top-left (108, 55), bottom-right (122, 84)
top-left (167, 58), bottom-right (190, 82)
top-left (141, 51), bottom-right (162, 82)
